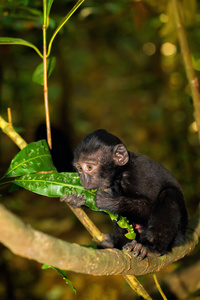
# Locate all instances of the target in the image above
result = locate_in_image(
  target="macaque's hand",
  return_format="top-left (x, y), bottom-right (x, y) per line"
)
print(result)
top-left (60, 194), bottom-right (85, 208)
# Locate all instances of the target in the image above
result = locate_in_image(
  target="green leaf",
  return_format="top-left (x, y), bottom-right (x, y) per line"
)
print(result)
top-left (4, 140), bottom-right (56, 178)
top-left (42, 264), bottom-right (76, 294)
top-left (32, 57), bottom-right (56, 85)
top-left (12, 172), bottom-right (97, 200)
top-left (0, 37), bottom-right (43, 58)
top-left (117, 216), bottom-right (136, 240)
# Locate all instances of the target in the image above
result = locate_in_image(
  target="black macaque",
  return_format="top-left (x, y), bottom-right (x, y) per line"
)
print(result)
top-left (61, 129), bottom-right (188, 260)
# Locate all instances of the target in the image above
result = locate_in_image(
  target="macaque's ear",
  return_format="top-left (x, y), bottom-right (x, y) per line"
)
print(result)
top-left (113, 144), bottom-right (129, 166)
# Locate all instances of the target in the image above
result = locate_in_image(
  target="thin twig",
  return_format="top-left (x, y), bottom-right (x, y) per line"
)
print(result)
top-left (43, 2), bottom-right (52, 149)
top-left (153, 274), bottom-right (167, 300)
top-left (7, 108), bottom-right (12, 125)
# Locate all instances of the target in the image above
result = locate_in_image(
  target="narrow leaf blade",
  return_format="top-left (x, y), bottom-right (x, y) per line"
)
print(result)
top-left (0, 37), bottom-right (34, 47)
top-left (0, 37), bottom-right (43, 58)
top-left (5, 140), bottom-right (56, 178)
top-left (42, 264), bottom-right (76, 294)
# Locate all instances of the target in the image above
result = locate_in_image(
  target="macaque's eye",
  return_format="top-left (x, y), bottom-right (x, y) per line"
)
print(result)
top-left (87, 165), bottom-right (93, 171)
top-left (78, 166), bottom-right (83, 172)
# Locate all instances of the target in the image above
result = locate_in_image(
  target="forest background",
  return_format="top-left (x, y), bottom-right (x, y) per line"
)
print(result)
top-left (0, 0), bottom-right (200, 299)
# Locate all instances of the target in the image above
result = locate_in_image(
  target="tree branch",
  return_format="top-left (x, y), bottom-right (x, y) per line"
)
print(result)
top-left (0, 203), bottom-right (199, 276)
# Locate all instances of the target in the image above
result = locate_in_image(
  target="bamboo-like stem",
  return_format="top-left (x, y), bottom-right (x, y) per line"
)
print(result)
top-left (69, 206), bottom-right (105, 242)
top-left (0, 115), bottom-right (27, 150)
top-left (171, 0), bottom-right (200, 140)
top-left (43, 1), bottom-right (52, 149)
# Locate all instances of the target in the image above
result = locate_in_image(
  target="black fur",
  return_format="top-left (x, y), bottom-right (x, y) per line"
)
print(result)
top-left (68, 129), bottom-right (188, 259)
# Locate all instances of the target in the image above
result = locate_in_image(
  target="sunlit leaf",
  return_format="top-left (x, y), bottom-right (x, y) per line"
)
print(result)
top-left (12, 172), bottom-right (96, 200)
top-left (32, 57), bottom-right (56, 85)
top-left (42, 264), bottom-right (77, 294)
top-left (4, 140), bottom-right (56, 178)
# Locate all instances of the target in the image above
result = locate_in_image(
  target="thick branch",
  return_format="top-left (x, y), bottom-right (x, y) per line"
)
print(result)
top-left (0, 203), bottom-right (199, 276)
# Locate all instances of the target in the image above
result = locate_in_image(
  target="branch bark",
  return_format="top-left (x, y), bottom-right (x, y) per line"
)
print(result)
top-left (0, 203), bottom-right (199, 276)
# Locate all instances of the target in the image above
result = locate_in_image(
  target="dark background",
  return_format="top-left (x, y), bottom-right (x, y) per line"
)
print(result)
top-left (0, 0), bottom-right (200, 299)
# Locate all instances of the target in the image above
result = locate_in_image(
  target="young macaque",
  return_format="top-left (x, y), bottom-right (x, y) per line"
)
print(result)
top-left (61, 129), bottom-right (188, 260)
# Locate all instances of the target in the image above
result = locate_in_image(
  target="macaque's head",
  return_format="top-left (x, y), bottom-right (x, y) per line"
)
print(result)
top-left (73, 129), bottom-right (129, 190)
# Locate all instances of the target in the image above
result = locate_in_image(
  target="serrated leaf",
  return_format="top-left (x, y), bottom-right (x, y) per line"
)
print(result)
top-left (32, 57), bottom-right (56, 85)
top-left (0, 37), bottom-right (43, 58)
top-left (4, 140), bottom-right (56, 178)
top-left (42, 264), bottom-right (76, 294)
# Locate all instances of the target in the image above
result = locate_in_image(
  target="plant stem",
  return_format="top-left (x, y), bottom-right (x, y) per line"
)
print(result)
top-left (124, 275), bottom-right (153, 300)
top-left (0, 115), bottom-right (27, 150)
top-left (153, 274), bottom-right (167, 300)
top-left (172, 0), bottom-right (200, 141)
top-left (43, 0), bottom-right (52, 149)
top-left (69, 206), bottom-right (105, 242)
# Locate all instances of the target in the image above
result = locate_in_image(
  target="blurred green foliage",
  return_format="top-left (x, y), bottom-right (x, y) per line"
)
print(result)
top-left (0, 0), bottom-right (200, 299)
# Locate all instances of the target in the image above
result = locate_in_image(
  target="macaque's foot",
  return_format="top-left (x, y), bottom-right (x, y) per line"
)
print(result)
top-left (97, 234), bottom-right (115, 249)
top-left (60, 195), bottom-right (85, 208)
top-left (123, 240), bottom-right (160, 261)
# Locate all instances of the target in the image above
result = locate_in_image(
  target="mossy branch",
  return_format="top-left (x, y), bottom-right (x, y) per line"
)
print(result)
top-left (0, 203), bottom-right (199, 277)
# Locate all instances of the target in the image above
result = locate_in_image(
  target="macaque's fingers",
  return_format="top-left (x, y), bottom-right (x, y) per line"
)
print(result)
top-left (122, 240), bottom-right (137, 252)
top-left (123, 240), bottom-right (149, 261)
top-left (136, 247), bottom-right (147, 261)
top-left (60, 195), bottom-right (85, 208)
